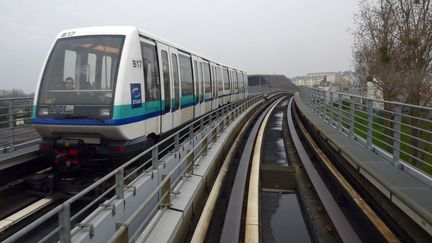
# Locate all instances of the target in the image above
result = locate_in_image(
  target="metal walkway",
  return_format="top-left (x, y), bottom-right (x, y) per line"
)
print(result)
top-left (294, 92), bottom-right (432, 236)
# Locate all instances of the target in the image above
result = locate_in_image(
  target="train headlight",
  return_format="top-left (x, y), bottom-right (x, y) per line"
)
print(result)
top-left (99, 108), bottom-right (110, 116)
top-left (39, 107), bottom-right (49, 116)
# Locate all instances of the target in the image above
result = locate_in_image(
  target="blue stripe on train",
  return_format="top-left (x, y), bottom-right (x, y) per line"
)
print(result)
top-left (32, 110), bottom-right (161, 126)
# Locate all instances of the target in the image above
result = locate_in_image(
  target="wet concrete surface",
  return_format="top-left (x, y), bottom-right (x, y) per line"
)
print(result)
top-left (262, 106), bottom-right (290, 166)
top-left (261, 98), bottom-right (311, 242)
top-left (261, 192), bottom-right (311, 243)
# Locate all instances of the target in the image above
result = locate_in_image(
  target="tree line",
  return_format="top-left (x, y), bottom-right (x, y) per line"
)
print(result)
top-left (0, 89), bottom-right (33, 98)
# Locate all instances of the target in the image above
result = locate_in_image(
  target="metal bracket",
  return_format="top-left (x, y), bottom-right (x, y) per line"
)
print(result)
top-left (125, 185), bottom-right (137, 196)
top-left (101, 202), bottom-right (116, 216)
top-left (76, 223), bottom-right (95, 238)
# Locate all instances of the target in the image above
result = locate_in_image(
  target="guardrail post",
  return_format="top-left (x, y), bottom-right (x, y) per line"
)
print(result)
top-left (308, 88), bottom-right (313, 109)
top-left (186, 152), bottom-right (194, 175)
top-left (319, 90), bottom-right (325, 118)
top-left (152, 145), bottom-right (159, 169)
top-left (189, 125), bottom-right (194, 146)
top-left (350, 96), bottom-right (355, 138)
top-left (212, 127), bottom-right (217, 142)
top-left (338, 94), bottom-right (343, 131)
top-left (202, 137), bottom-right (208, 156)
top-left (161, 175), bottom-right (171, 207)
top-left (115, 168), bottom-right (124, 199)
top-left (174, 132), bottom-right (180, 151)
top-left (329, 92), bottom-right (334, 124)
top-left (311, 89), bottom-right (317, 114)
top-left (59, 203), bottom-right (71, 243)
top-left (393, 105), bottom-right (402, 168)
top-left (8, 101), bottom-right (15, 152)
top-left (367, 100), bottom-right (374, 150)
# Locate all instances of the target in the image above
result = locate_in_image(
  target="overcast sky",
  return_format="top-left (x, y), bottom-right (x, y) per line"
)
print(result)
top-left (0, 0), bottom-right (359, 93)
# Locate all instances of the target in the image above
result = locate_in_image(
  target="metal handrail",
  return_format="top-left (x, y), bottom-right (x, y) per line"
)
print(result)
top-left (299, 87), bottom-right (432, 177)
top-left (0, 97), bottom-right (39, 152)
top-left (307, 87), bottom-right (432, 111)
top-left (4, 95), bottom-right (262, 243)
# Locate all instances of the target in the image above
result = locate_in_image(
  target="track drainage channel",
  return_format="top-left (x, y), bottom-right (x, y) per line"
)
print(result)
top-left (260, 97), bottom-right (311, 243)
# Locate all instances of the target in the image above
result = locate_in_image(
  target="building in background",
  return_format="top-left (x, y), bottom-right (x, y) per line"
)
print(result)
top-left (292, 71), bottom-right (360, 94)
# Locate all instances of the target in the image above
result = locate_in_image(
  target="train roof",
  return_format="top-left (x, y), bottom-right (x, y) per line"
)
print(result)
top-left (56, 26), bottom-right (246, 73)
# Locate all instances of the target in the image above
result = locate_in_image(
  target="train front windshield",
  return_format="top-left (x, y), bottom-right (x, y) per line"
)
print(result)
top-left (37, 35), bottom-right (124, 119)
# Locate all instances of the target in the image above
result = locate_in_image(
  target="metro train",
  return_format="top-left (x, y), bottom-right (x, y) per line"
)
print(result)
top-left (32, 26), bottom-right (248, 171)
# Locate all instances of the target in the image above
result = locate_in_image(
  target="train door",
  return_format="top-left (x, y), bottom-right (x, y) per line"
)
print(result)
top-left (228, 69), bottom-right (234, 103)
top-left (244, 73), bottom-right (248, 97)
top-left (178, 52), bottom-right (194, 123)
top-left (222, 67), bottom-right (229, 105)
top-left (202, 61), bottom-right (212, 113)
top-left (157, 42), bottom-right (173, 133)
top-left (237, 71), bottom-right (241, 101)
top-left (170, 48), bottom-right (182, 128)
top-left (139, 38), bottom-right (161, 135)
top-left (199, 62), bottom-right (206, 115)
top-left (209, 63), bottom-right (215, 109)
top-left (191, 55), bottom-right (202, 118)
top-left (210, 63), bottom-right (218, 109)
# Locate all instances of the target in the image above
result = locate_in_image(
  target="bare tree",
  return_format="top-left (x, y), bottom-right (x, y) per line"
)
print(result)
top-left (354, 0), bottom-right (403, 149)
top-left (354, 0), bottom-right (404, 102)
top-left (355, 0), bottom-right (432, 104)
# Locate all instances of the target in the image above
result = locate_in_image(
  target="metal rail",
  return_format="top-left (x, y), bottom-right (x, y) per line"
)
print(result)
top-left (218, 97), bottom-right (283, 243)
top-left (190, 101), bottom-right (257, 243)
top-left (299, 87), bottom-right (432, 178)
top-left (287, 97), bottom-right (362, 243)
top-left (293, 97), bottom-right (400, 242)
top-left (4, 95), bottom-right (263, 243)
top-left (244, 98), bottom-right (281, 243)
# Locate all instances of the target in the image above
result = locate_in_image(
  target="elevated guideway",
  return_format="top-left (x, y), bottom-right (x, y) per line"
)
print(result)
top-left (2, 84), bottom-right (432, 242)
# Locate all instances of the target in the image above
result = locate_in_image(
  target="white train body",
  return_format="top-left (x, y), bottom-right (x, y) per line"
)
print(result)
top-left (32, 26), bottom-right (248, 155)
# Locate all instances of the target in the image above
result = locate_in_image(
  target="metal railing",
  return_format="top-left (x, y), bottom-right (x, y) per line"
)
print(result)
top-left (5, 95), bottom-right (262, 243)
top-left (299, 87), bottom-right (432, 177)
top-left (0, 97), bottom-right (39, 153)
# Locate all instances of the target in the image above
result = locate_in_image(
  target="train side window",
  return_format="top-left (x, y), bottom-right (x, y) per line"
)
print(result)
top-left (199, 62), bottom-right (204, 102)
top-left (203, 62), bottom-right (211, 97)
top-left (235, 72), bottom-right (240, 91)
top-left (172, 54), bottom-right (180, 110)
top-left (218, 67), bottom-right (223, 93)
top-left (179, 54), bottom-right (193, 100)
top-left (223, 68), bottom-right (229, 91)
top-left (194, 60), bottom-right (199, 103)
top-left (161, 51), bottom-right (171, 112)
top-left (140, 42), bottom-right (160, 102)
top-left (237, 72), bottom-right (242, 90)
top-left (244, 74), bottom-right (247, 91)
top-left (212, 66), bottom-right (216, 97)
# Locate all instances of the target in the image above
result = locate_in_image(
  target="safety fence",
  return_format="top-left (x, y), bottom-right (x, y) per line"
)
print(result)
top-left (0, 97), bottom-right (39, 153)
top-left (4, 95), bottom-right (262, 243)
top-left (299, 87), bottom-right (432, 177)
